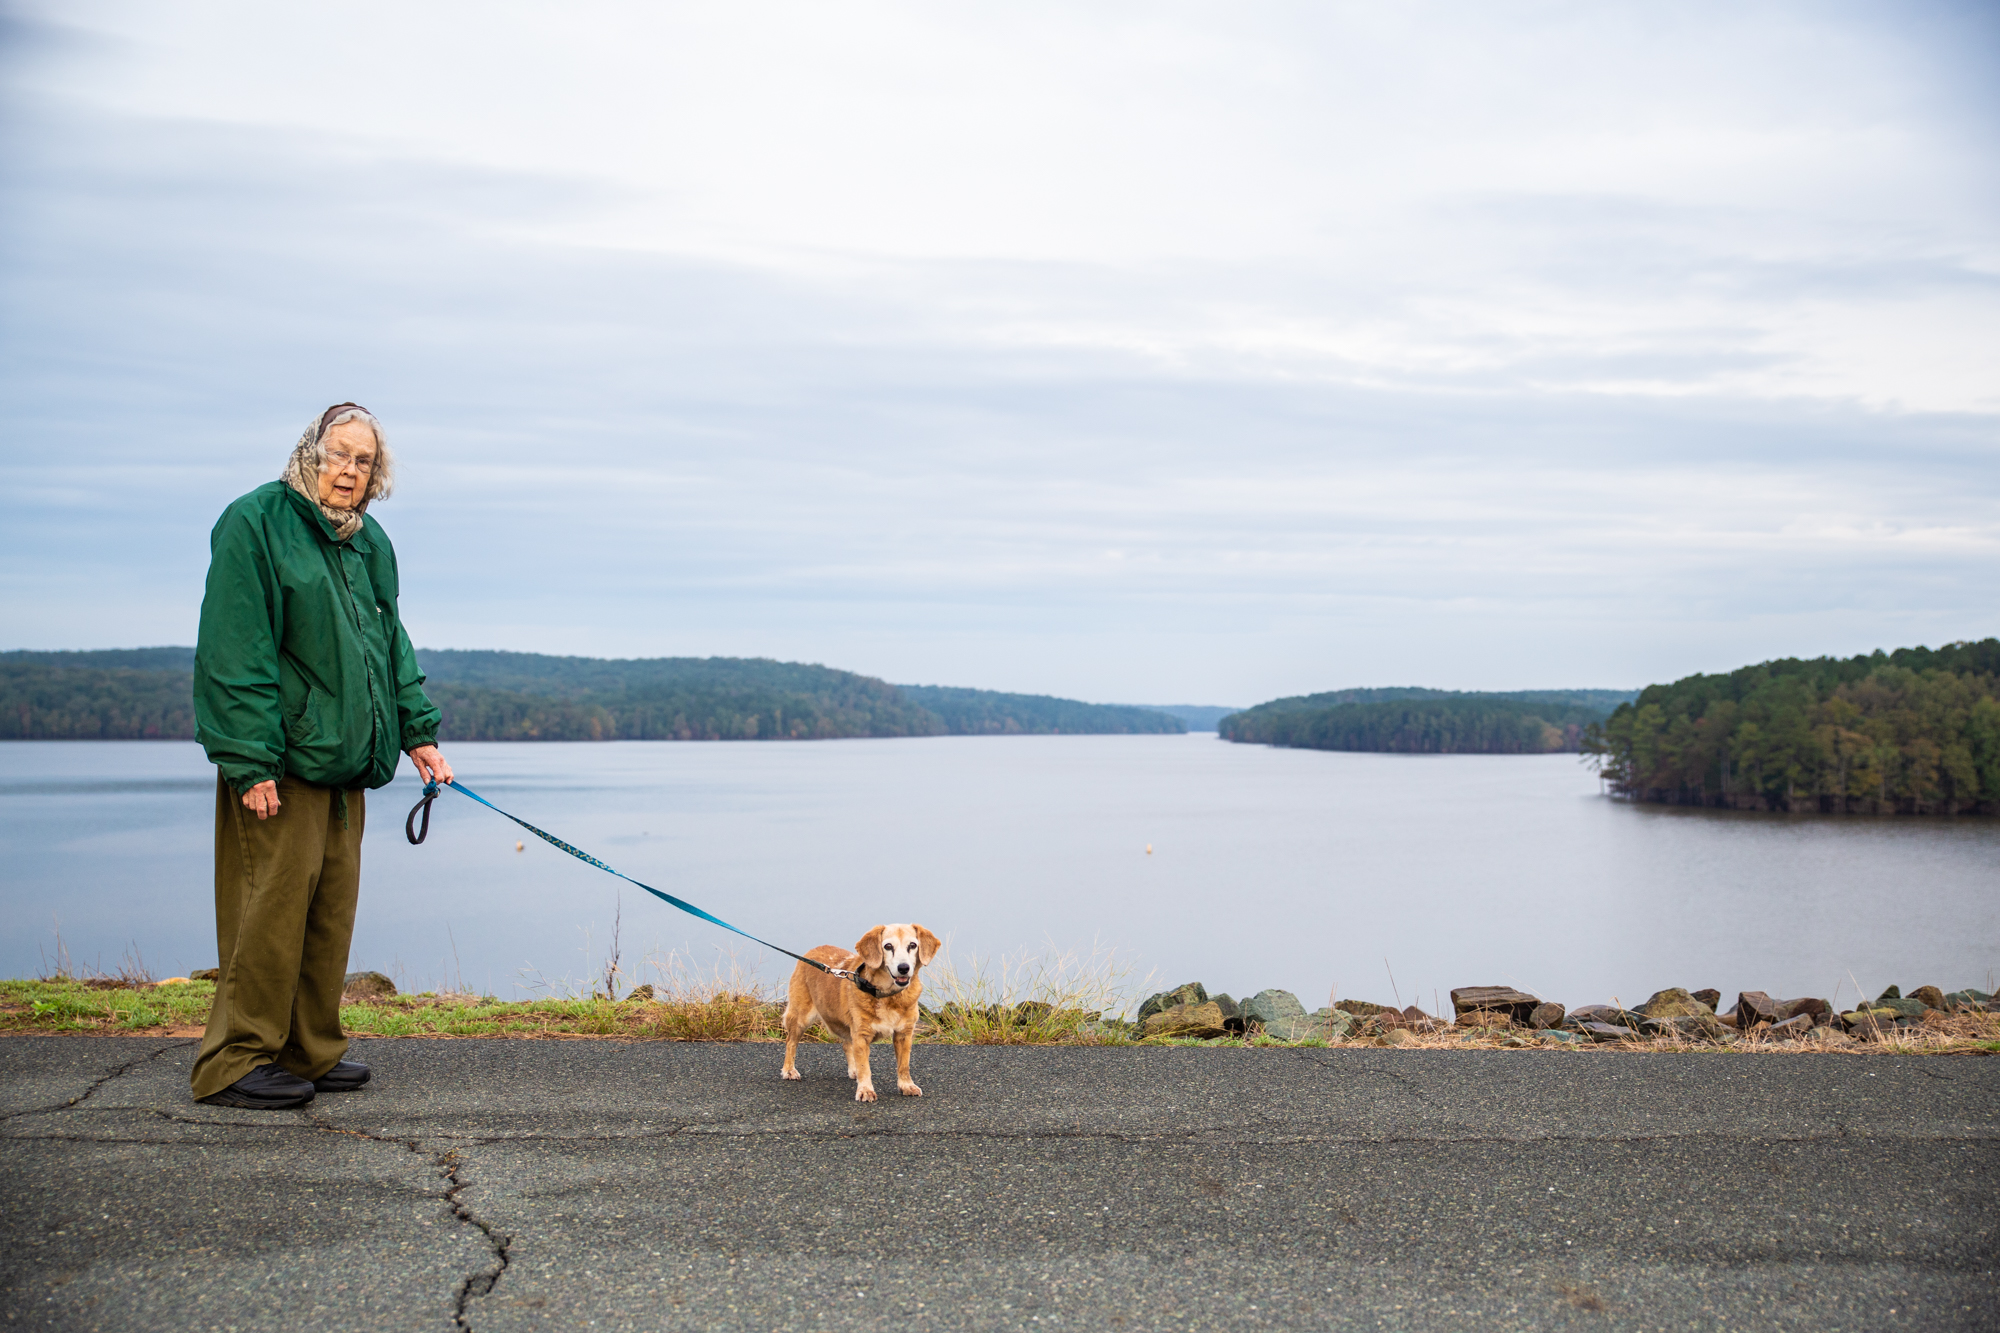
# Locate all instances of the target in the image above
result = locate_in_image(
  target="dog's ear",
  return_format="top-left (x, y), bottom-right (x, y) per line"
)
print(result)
top-left (852, 924), bottom-right (886, 964)
top-left (913, 924), bottom-right (942, 965)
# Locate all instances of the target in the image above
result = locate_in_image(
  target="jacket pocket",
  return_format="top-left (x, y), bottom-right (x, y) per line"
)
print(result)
top-left (285, 686), bottom-right (330, 747)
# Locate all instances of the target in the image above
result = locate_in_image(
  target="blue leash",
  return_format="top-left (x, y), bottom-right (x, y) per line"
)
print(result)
top-left (405, 778), bottom-right (852, 979)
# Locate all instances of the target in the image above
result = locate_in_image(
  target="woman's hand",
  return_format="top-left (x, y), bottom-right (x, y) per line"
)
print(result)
top-left (407, 744), bottom-right (454, 786)
top-left (241, 780), bottom-right (282, 821)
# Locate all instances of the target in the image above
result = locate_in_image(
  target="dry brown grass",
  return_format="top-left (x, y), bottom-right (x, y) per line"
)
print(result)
top-left (630, 958), bottom-right (784, 1041)
top-left (916, 943), bottom-right (1147, 1044)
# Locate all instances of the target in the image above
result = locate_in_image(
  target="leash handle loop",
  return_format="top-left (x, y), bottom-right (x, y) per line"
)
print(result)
top-left (405, 781), bottom-right (439, 845)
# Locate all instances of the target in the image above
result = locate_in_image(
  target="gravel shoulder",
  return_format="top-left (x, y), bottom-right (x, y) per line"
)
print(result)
top-left (2, 1036), bottom-right (1995, 1332)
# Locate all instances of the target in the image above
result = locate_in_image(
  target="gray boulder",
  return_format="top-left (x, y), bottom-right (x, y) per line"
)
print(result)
top-left (1568, 1004), bottom-right (1646, 1028)
top-left (1528, 1002), bottom-right (1566, 1030)
top-left (1240, 989), bottom-right (1307, 1027)
top-left (1571, 1021), bottom-right (1637, 1042)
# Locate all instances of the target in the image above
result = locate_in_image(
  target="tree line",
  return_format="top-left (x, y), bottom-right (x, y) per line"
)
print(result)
top-left (0, 648), bottom-right (1185, 742)
top-left (893, 685), bottom-right (1182, 736)
top-left (0, 661), bottom-right (198, 740)
top-left (1219, 688), bottom-right (1628, 754)
top-left (1582, 640), bottom-right (2000, 815)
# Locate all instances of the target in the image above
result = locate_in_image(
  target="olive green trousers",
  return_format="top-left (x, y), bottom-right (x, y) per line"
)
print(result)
top-left (190, 774), bottom-right (364, 1100)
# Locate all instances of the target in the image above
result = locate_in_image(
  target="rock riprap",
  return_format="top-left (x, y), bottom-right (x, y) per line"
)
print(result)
top-left (1116, 980), bottom-right (1993, 1044)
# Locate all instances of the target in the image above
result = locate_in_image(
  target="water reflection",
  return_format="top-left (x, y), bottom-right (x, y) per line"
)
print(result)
top-left (2, 739), bottom-right (1993, 1009)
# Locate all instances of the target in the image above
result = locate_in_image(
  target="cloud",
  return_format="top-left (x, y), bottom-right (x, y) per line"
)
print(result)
top-left (1, 2), bottom-right (1996, 700)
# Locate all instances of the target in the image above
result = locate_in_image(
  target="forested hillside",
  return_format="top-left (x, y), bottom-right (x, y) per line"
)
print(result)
top-left (0, 648), bottom-right (1183, 741)
top-left (417, 651), bottom-right (942, 740)
top-left (895, 685), bottom-right (1182, 735)
top-left (1583, 640), bottom-right (2000, 815)
top-left (0, 659), bottom-right (198, 739)
top-left (1219, 688), bottom-right (1632, 754)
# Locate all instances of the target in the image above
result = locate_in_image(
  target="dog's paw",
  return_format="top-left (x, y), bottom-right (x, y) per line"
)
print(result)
top-left (854, 1084), bottom-right (878, 1103)
top-left (780, 1068), bottom-right (802, 1081)
top-left (898, 1081), bottom-right (923, 1097)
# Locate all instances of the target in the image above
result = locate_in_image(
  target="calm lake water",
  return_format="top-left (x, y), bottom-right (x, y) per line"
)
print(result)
top-left (3, 737), bottom-right (1996, 1013)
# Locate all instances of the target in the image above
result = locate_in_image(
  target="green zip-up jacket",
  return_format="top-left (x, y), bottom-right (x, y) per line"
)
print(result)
top-left (195, 481), bottom-right (441, 795)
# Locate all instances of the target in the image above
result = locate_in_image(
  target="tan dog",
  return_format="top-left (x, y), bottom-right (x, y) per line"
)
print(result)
top-left (781, 923), bottom-right (941, 1101)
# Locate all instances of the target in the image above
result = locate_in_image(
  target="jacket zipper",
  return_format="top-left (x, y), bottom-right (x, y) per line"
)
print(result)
top-left (332, 543), bottom-right (387, 778)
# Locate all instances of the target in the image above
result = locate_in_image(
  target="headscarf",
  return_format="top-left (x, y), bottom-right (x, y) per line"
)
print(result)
top-left (281, 402), bottom-right (395, 541)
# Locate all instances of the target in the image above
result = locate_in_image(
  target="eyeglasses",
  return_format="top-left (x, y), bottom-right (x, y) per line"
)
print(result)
top-left (323, 447), bottom-right (375, 476)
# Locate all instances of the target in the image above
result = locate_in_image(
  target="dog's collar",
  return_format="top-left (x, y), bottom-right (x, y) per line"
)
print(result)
top-left (850, 971), bottom-right (905, 999)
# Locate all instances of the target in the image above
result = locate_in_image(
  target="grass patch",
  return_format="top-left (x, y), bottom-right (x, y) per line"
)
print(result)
top-left (0, 978), bottom-right (215, 1033)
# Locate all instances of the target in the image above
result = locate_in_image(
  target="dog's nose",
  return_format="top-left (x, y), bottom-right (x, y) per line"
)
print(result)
top-left (896, 963), bottom-right (911, 975)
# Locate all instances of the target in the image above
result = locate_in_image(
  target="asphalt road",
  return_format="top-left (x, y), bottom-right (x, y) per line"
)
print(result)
top-left (1, 1036), bottom-right (1995, 1332)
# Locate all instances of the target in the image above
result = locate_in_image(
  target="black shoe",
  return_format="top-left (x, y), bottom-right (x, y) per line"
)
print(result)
top-left (312, 1060), bottom-right (372, 1093)
top-left (198, 1063), bottom-right (316, 1110)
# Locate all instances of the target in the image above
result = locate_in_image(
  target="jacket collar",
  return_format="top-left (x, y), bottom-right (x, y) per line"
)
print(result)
top-left (280, 482), bottom-right (373, 553)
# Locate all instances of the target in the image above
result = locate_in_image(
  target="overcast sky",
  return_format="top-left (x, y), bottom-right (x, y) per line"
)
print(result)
top-left (3, 1), bottom-right (1995, 704)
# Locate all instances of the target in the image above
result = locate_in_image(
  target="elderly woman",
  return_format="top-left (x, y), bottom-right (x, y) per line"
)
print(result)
top-left (190, 403), bottom-right (453, 1110)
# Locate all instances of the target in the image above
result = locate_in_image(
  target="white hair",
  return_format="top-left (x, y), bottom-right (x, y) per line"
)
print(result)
top-left (314, 405), bottom-right (394, 502)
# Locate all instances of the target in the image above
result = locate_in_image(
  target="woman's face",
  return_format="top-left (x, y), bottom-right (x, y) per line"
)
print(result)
top-left (316, 418), bottom-right (379, 510)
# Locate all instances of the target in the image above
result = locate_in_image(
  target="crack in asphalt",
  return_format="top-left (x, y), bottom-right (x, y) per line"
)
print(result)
top-left (0, 1039), bottom-right (197, 1123)
top-left (0, 1042), bottom-right (514, 1333)
top-left (442, 1148), bottom-right (512, 1330)
top-left (302, 1112), bottom-right (514, 1330)
top-left (1288, 1046), bottom-right (1438, 1103)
